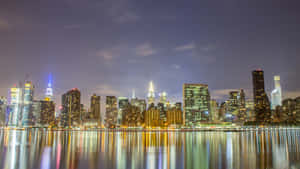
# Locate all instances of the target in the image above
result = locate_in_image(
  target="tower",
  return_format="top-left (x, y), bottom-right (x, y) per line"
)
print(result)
top-left (21, 81), bottom-right (34, 127)
top-left (90, 94), bottom-right (101, 125)
top-left (147, 81), bottom-right (155, 105)
top-left (8, 86), bottom-right (22, 127)
top-left (61, 88), bottom-right (81, 128)
top-left (252, 69), bottom-right (271, 123)
top-left (45, 74), bottom-right (53, 101)
top-left (271, 76), bottom-right (282, 110)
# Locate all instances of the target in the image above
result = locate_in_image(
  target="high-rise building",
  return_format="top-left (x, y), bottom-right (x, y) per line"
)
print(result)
top-left (40, 100), bottom-right (55, 127)
top-left (183, 83), bottom-right (211, 127)
top-left (175, 102), bottom-right (182, 110)
top-left (90, 94), bottom-right (101, 125)
top-left (0, 97), bottom-right (7, 126)
top-left (61, 88), bottom-right (81, 128)
top-left (210, 100), bottom-right (219, 122)
top-left (295, 97), bottom-right (300, 123)
top-left (121, 104), bottom-right (143, 127)
top-left (21, 81), bottom-right (34, 127)
top-left (252, 70), bottom-right (271, 123)
top-left (45, 74), bottom-right (53, 101)
top-left (118, 97), bottom-right (129, 127)
top-left (159, 92), bottom-right (167, 105)
top-left (8, 86), bottom-right (22, 126)
top-left (271, 76), bottom-right (282, 110)
top-left (105, 96), bottom-right (118, 128)
top-left (131, 98), bottom-right (147, 113)
top-left (238, 89), bottom-right (246, 122)
top-left (144, 106), bottom-right (160, 128)
top-left (147, 81), bottom-right (155, 105)
top-left (281, 98), bottom-right (296, 123)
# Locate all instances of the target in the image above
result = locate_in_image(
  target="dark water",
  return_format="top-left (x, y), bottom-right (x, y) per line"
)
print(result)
top-left (0, 129), bottom-right (299, 169)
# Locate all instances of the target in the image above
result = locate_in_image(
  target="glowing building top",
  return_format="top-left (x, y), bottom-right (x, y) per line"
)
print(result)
top-left (45, 74), bottom-right (53, 101)
top-left (271, 75), bottom-right (282, 109)
top-left (147, 81), bottom-right (155, 105)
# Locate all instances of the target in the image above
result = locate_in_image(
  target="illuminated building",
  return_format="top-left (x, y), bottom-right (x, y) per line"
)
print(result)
top-left (238, 89), bottom-right (246, 122)
top-left (166, 107), bottom-right (183, 127)
top-left (131, 98), bottom-right (147, 112)
top-left (118, 97), bottom-right (129, 127)
top-left (245, 100), bottom-right (255, 121)
top-left (105, 96), bottom-right (118, 128)
top-left (159, 92), bottom-right (167, 105)
top-left (90, 94), bottom-right (101, 126)
top-left (227, 91), bottom-right (239, 121)
top-left (183, 83), bottom-right (211, 127)
top-left (8, 86), bottom-right (22, 126)
top-left (121, 104), bottom-right (143, 127)
top-left (31, 101), bottom-right (41, 126)
top-left (210, 100), bottom-right (219, 122)
top-left (40, 100), bottom-right (55, 127)
top-left (147, 81), bottom-right (155, 105)
top-left (295, 97), bottom-right (300, 123)
top-left (271, 76), bottom-right (282, 110)
top-left (281, 99), bottom-right (297, 123)
top-left (45, 73), bottom-right (53, 101)
top-left (61, 88), bottom-right (81, 128)
top-left (21, 81), bottom-right (34, 127)
top-left (144, 107), bottom-right (160, 128)
top-left (0, 97), bottom-right (7, 126)
top-left (175, 102), bottom-right (182, 110)
top-left (157, 102), bottom-right (167, 127)
top-left (252, 70), bottom-right (271, 123)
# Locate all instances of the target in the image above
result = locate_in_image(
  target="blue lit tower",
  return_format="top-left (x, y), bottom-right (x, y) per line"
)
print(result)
top-left (45, 74), bottom-right (53, 101)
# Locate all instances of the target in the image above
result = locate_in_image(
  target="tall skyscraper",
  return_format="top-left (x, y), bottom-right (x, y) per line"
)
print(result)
top-left (90, 94), bottom-right (101, 125)
top-left (147, 81), bottom-right (155, 105)
top-left (159, 92), bottom-right (167, 105)
top-left (21, 81), bottom-right (34, 127)
top-left (105, 96), bottom-right (118, 128)
top-left (118, 97), bottom-right (129, 127)
top-left (252, 70), bottom-right (271, 123)
top-left (40, 100), bottom-right (55, 127)
top-left (183, 83), bottom-right (211, 127)
top-left (0, 97), bottom-right (7, 126)
top-left (61, 88), bottom-right (81, 128)
top-left (45, 74), bottom-right (53, 101)
top-left (8, 86), bottom-right (22, 126)
top-left (210, 100), bottom-right (219, 122)
top-left (271, 75), bottom-right (282, 110)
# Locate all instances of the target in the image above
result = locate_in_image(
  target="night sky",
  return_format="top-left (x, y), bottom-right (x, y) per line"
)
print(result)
top-left (0, 0), bottom-right (300, 107)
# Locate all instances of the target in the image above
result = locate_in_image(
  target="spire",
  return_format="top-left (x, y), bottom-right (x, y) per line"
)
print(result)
top-left (132, 89), bottom-right (136, 99)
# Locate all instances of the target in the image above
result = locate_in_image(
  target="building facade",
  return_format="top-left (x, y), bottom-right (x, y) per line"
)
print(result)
top-left (183, 83), bottom-right (211, 127)
top-left (61, 88), bottom-right (81, 128)
top-left (105, 96), bottom-right (118, 128)
top-left (271, 76), bottom-right (282, 110)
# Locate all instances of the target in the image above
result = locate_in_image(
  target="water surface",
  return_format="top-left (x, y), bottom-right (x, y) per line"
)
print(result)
top-left (0, 129), bottom-right (299, 169)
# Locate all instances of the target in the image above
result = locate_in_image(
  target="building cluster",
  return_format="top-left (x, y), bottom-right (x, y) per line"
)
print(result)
top-left (0, 70), bottom-right (300, 129)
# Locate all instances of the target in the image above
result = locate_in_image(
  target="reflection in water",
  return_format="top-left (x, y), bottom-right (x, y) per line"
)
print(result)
top-left (0, 129), bottom-right (299, 169)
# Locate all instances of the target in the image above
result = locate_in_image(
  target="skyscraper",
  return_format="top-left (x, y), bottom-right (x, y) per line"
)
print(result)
top-left (61, 88), bottom-right (81, 128)
top-left (21, 81), bottom-right (34, 127)
top-left (40, 100), bottom-right (55, 127)
top-left (0, 97), bottom-right (7, 126)
top-left (271, 76), bottom-right (282, 110)
top-left (147, 81), bottom-right (155, 105)
top-left (183, 83), bottom-right (211, 127)
top-left (90, 94), bottom-right (101, 125)
top-left (252, 70), bottom-right (271, 123)
top-left (159, 92), bottom-right (167, 105)
top-left (45, 74), bottom-right (53, 101)
top-left (105, 96), bottom-right (118, 128)
top-left (8, 86), bottom-right (22, 126)
top-left (118, 97), bottom-right (129, 127)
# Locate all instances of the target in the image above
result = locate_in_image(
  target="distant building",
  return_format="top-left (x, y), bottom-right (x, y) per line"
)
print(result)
top-left (118, 97), bottom-right (129, 127)
top-left (61, 88), bottom-right (81, 128)
top-left (0, 97), bottom-right (7, 126)
top-left (144, 106), bottom-right (160, 128)
top-left (90, 94), bottom-right (101, 126)
top-left (252, 70), bottom-right (271, 123)
top-left (271, 76), bottom-right (282, 110)
top-left (175, 102), bottom-right (182, 110)
top-left (45, 74), bottom-right (53, 101)
top-left (121, 105), bottom-right (143, 127)
top-left (105, 96), bottom-right (118, 128)
top-left (131, 98), bottom-right (147, 112)
top-left (295, 97), bottom-right (300, 123)
top-left (8, 86), bottom-right (22, 126)
top-left (281, 98), bottom-right (297, 123)
top-left (183, 83), bottom-right (210, 127)
top-left (159, 92), bottom-right (167, 105)
top-left (40, 100), bottom-right (55, 127)
top-left (21, 81), bottom-right (34, 127)
top-left (166, 107), bottom-right (183, 127)
top-left (147, 81), bottom-right (155, 105)
top-left (210, 100), bottom-right (219, 122)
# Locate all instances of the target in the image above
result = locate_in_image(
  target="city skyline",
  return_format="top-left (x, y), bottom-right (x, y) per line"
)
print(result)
top-left (1, 0), bottom-right (300, 106)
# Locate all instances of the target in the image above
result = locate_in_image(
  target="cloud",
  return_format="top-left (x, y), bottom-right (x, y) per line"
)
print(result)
top-left (171, 64), bottom-right (181, 69)
top-left (0, 19), bottom-right (11, 30)
top-left (94, 84), bottom-right (121, 96)
top-left (174, 42), bottom-right (196, 51)
top-left (106, 0), bottom-right (140, 23)
top-left (135, 43), bottom-right (156, 57)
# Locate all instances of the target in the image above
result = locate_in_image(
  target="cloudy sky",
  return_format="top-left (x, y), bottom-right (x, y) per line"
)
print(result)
top-left (0, 0), bottom-right (300, 106)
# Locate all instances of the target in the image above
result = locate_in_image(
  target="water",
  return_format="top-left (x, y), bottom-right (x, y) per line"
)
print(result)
top-left (0, 129), bottom-right (299, 169)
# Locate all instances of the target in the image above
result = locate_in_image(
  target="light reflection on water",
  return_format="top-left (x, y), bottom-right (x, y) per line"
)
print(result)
top-left (0, 130), bottom-right (299, 169)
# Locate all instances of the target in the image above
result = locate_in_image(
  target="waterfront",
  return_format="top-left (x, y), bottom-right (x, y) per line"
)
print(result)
top-left (0, 129), bottom-right (299, 169)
